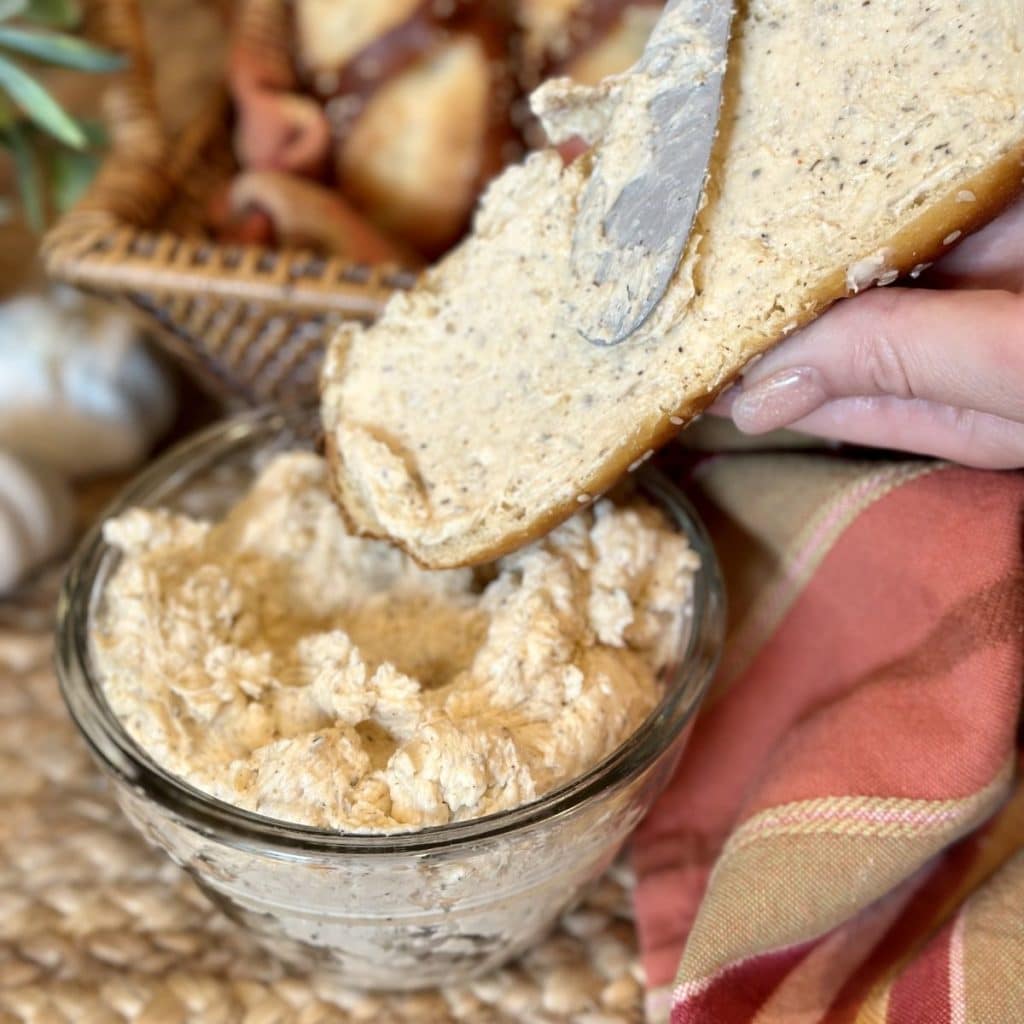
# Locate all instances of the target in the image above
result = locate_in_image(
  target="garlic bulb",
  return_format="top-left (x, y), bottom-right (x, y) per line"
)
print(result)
top-left (0, 450), bottom-right (73, 594)
top-left (0, 288), bottom-right (176, 478)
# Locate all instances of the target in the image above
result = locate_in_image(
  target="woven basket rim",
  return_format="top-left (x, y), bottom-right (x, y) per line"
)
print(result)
top-left (42, 0), bottom-right (417, 321)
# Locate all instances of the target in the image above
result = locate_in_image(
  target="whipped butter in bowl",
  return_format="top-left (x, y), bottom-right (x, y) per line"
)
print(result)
top-left (56, 409), bottom-right (723, 988)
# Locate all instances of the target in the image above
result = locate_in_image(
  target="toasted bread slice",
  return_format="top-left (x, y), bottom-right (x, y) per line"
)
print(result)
top-left (563, 6), bottom-right (660, 86)
top-left (339, 35), bottom-right (496, 255)
top-left (293, 0), bottom-right (421, 76)
top-left (515, 0), bottom-right (660, 84)
top-left (322, 0), bottom-right (1024, 568)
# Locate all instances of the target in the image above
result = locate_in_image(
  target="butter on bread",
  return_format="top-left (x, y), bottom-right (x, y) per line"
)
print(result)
top-left (322, 0), bottom-right (1024, 568)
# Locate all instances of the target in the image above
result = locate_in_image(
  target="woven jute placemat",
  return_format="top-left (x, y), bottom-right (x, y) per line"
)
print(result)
top-left (0, 570), bottom-right (645, 1024)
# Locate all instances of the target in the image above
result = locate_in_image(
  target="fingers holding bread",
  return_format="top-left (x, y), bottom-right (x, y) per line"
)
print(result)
top-left (711, 276), bottom-right (1024, 469)
top-left (725, 288), bottom-right (1024, 431)
top-left (721, 393), bottom-right (1024, 471)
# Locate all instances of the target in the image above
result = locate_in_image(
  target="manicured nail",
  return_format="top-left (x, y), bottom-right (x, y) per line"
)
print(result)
top-left (732, 367), bottom-right (827, 434)
top-left (707, 385), bottom-right (739, 417)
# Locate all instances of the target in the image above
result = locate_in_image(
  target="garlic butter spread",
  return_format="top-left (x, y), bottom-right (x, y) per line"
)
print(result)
top-left (322, 0), bottom-right (1024, 566)
top-left (92, 453), bottom-right (696, 832)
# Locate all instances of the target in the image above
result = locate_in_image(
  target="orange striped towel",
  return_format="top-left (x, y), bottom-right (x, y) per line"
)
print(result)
top-left (635, 455), bottom-right (1024, 1023)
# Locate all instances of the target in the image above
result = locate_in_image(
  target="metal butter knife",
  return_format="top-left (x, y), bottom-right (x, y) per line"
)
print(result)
top-left (570, 0), bottom-right (734, 346)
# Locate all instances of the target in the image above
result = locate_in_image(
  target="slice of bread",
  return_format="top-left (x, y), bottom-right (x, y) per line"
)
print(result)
top-left (339, 35), bottom-right (495, 254)
top-left (293, 0), bottom-right (421, 76)
top-left (322, 0), bottom-right (1024, 568)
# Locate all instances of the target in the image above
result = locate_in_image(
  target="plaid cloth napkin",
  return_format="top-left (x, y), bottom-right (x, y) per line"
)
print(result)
top-left (635, 452), bottom-right (1024, 1023)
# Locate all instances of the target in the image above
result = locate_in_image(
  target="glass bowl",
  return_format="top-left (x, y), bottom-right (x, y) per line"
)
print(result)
top-left (55, 408), bottom-right (724, 989)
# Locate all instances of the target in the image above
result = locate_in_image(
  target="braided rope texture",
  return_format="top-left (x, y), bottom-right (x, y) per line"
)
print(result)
top-left (0, 585), bottom-right (643, 1024)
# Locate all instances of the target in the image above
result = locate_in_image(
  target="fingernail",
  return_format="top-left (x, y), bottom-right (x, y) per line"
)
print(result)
top-left (707, 385), bottom-right (739, 417)
top-left (732, 367), bottom-right (827, 434)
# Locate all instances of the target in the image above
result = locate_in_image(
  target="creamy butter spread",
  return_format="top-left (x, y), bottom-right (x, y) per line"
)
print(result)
top-left (92, 453), bottom-right (697, 832)
top-left (322, 0), bottom-right (1024, 565)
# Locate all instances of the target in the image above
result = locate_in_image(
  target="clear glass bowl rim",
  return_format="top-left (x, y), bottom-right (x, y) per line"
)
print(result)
top-left (55, 408), bottom-right (725, 857)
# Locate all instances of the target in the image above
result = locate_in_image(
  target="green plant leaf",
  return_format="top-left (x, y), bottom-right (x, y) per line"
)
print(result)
top-left (49, 134), bottom-right (97, 211)
top-left (0, 52), bottom-right (84, 146)
top-left (75, 115), bottom-right (105, 148)
top-left (22, 0), bottom-right (79, 29)
top-left (0, 25), bottom-right (124, 71)
top-left (0, 1), bottom-right (28, 24)
top-left (0, 121), bottom-right (44, 230)
top-left (0, 89), bottom-right (15, 128)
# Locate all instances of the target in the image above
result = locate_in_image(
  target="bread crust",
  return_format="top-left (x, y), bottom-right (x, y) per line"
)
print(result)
top-left (324, 141), bottom-right (1024, 569)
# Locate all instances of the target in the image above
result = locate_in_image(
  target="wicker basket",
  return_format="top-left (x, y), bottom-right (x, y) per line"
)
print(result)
top-left (42, 0), bottom-right (416, 406)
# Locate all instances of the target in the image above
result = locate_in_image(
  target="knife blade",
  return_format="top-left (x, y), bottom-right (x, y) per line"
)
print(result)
top-left (569, 0), bottom-right (734, 347)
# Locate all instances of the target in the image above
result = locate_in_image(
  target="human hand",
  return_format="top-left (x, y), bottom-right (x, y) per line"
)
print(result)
top-left (710, 199), bottom-right (1024, 469)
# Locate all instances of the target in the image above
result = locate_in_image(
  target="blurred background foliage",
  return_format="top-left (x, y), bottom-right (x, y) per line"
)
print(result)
top-left (0, 0), bottom-right (123, 230)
